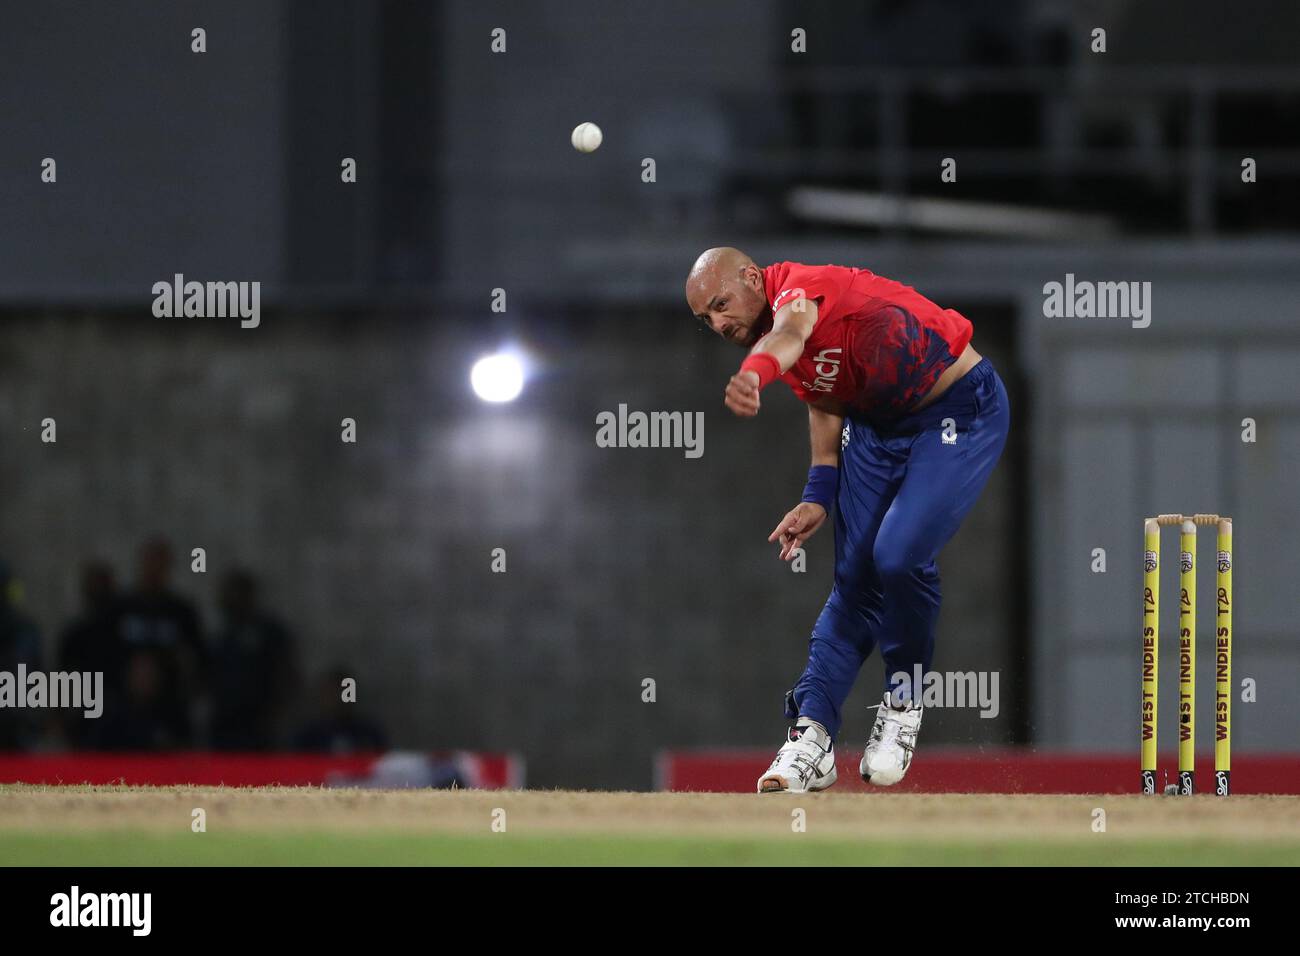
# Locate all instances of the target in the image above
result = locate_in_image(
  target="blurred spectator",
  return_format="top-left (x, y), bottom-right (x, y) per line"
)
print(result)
top-left (91, 649), bottom-right (187, 749)
top-left (292, 666), bottom-right (388, 753)
top-left (57, 561), bottom-right (122, 746)
top-left (209, 569), bottom-right (297, 750)
top-left (0, 559), bottom-right (43, 749)
top-left (105, 536), bottom-right (206, 748)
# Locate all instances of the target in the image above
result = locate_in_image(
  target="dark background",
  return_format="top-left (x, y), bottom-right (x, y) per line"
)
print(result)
top-left (1, 0), bottom-right (1296, 788)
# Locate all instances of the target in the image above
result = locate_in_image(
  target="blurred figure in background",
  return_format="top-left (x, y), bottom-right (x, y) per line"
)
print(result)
top-left (209, 569), bottom-right (297, 750)
top-left (108, 536), bottom-right (206, 747)
top-left (91, 649), bottom-right (184, 749)
top-left (56, 561), bottom-right (122, 746)
top-left (0, 559), bottom-right (43, 749)
top-left (292, 665), bottom-right (388, 754)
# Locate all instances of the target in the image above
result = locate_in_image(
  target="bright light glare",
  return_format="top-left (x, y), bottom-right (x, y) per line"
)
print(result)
top-left (470, 353), bottom-right (525, 403)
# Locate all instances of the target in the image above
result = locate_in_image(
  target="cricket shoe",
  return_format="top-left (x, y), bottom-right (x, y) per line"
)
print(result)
top-left (757, 721), bottom-right (837, 793)
top-left (860, 693), bottom-right (923, 786)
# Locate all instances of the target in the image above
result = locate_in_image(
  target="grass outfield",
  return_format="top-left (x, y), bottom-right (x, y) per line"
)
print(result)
top-left (2, 831), bottom-right (1298, 866)
top-left (3, 787), bottom-right (1298, 866)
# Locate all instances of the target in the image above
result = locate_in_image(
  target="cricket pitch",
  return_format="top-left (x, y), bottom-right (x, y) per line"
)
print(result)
top-left (2, 787), bottom-right (1297, 866)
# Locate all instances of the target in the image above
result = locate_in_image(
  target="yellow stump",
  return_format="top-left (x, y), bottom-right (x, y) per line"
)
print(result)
top-left (1141, 519), bottom-right (1160, 795)
top-left (1215, 518), bottom-right (1232, 796)
top-left (1178, 520), bottom-right (1196, 794)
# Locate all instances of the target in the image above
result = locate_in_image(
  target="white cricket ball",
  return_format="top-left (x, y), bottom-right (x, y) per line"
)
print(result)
top-left (571, 122), bottom-right (602, 153)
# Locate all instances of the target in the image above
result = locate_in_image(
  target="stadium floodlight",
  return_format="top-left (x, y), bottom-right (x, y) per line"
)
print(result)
top-left (470, 352), bottom-right (525, 403)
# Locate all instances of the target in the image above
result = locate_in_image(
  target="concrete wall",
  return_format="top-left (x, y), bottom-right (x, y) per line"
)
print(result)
top-left (0, 305), bottom-right (1016, 787)
top-left (1021, 265), bottom-right (1300, 755)
top-left (0, 1), bottom-right (287, 299)
top-left (434, 0), bottom-right (781, 301)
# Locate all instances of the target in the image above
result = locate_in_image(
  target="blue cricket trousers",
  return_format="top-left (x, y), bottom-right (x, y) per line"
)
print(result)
top-left (785, 357), bottom-right (1011, 739)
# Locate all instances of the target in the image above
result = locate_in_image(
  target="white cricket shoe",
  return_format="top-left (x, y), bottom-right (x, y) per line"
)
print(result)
top-left (757, 721), bottom-right (837, 793)
top-left (860, 694), bottom-right (923, 786)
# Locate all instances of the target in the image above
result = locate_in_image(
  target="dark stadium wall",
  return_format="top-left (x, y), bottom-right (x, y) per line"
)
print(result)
top-left (0, 307), bottom-right (1017, 788)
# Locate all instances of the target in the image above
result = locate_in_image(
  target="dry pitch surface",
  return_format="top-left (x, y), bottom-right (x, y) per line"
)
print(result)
top-left (2, 786), bottom-right (1298, 865)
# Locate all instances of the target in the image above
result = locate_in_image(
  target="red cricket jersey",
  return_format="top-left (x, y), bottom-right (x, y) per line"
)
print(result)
top-left (761, 262), bottom-right (973, 417)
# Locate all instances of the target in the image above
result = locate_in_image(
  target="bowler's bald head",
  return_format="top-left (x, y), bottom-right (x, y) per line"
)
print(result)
top-left (685, 247), bottom-right (771, 347)
top-left (685, 247), bottom-right (754, 295)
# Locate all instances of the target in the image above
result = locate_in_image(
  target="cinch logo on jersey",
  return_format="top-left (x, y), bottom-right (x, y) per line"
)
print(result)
top-left (800, 348), bottom-right (842, 393)
top-left (0, 666), bottom-right (102, 718)
top-left (50, 886), bottom-right (151, 936)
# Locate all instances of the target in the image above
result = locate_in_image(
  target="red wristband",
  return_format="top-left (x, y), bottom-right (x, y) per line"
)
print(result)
top-left (740, 352), bottom-right (782, 390)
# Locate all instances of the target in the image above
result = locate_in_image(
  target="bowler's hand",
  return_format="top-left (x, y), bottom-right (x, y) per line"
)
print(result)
top-left (768, 502), bottom-right (827, 561)
top-left (725, 369), bottom-right (761, 417)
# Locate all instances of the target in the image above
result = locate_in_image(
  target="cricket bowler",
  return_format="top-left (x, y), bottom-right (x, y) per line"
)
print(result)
top-left (685, 247), bottom-right (1010, 792)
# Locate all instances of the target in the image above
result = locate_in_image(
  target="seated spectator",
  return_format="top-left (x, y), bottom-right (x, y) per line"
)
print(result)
top-left (209, 569), bottom-right (297, 751)
top-left (89, 649), bottom-right (188, 750)
top-left (0, 558), bottom-right (42, 749)
top-left (57, 561), bottom-right (122, 746)
top-left (110, 536), bottom-right (206, 747)
top-left (292, 666), bottom-right (388, 754)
